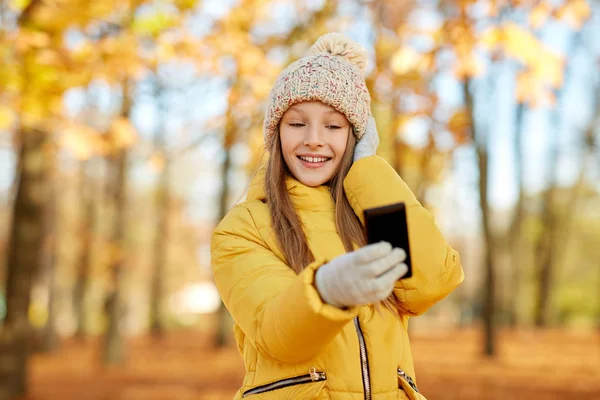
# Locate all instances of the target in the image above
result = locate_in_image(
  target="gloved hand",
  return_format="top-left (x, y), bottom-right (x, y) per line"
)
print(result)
top-left (315, 242), bottom-right (408, 308)
top-left (353, 116), bottom-right (379, 162)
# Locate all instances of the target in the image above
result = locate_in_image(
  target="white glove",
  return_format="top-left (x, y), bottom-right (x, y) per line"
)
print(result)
top-left (353, 116), bottom-right (379, 162)
top-left (315, 242), bottom-right (408, 308)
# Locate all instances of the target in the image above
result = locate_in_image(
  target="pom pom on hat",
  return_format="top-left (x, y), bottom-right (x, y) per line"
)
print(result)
top-left (309, 32), bottom-right (369, 75)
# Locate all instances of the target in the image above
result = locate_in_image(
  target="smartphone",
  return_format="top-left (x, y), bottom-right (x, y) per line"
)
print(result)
top-left (363, 202), bottom-right (412, 279)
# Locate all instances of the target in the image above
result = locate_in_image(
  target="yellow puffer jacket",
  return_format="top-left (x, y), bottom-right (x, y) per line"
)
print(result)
top-left (211, 156), bottom-right (464, 400)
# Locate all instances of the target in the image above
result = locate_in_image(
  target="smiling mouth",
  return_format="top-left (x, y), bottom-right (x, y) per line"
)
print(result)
top-left (297, 155), bottom-right (332, 163)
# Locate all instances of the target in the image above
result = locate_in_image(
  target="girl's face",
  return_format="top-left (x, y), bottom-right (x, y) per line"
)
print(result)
top-left (279, 101), bottom-right (350, 187)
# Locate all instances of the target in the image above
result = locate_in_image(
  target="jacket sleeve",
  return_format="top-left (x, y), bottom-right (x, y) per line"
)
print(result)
top-left (344, 155), bottom-right (464, 316)
top-left (210, 204), bottom-right (359, 364)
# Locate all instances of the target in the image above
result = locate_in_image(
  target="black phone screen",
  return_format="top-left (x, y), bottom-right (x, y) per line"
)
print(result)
top-left (363, 202), bottom-right (412, 279)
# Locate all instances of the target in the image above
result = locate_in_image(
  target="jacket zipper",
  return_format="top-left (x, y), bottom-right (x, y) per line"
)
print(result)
top-left (397, 367), bottom-right (420, 393)
top-left (241, 367), bottom-right (326, 397)
top-left (353, 317), bottom-right (371, 400)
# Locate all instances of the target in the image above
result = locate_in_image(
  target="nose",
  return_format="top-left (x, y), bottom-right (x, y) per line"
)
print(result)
top-left (303, 125), bottom-right (324, 148)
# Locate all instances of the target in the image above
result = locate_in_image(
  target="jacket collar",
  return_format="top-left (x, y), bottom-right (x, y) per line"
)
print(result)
top-left (247, 165), bottom-right (335, 211)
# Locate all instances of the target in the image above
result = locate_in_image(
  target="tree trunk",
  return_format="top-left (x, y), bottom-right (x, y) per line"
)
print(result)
top-left (34, 142), bottom-right (59, 353)
top-left (532, 100), bottom-right (561, 328)
top-left (505, 102), bottom-right (526, 327)
top-left (0, 126), bottom-right (48, 399)
top-left (532, 101), bottom-right (562, 327)
top-left (149, 76), bottom-right (170, 338)
top-left (150, 154), bottom-right (170, 338)
top-left (214, 76), bottom-right (239, 349)
top-left (463, 79), bottom-right (496, 356)
top-left (533, 33), bottom-right (579, 327)
top-left (102, 85), bottom-right (132, 365)
top-left (214, 129), bottom-right (234, 349)
top-left (533, 174), bottom-right (558, 327)
top-left (74, 161), bottom-right (94, 339)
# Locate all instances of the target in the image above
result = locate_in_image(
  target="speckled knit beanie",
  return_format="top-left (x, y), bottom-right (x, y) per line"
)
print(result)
top-left (263, 33), bottom-right (372, 149)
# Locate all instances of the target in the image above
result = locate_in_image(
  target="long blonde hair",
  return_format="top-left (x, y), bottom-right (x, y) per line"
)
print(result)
top-left (264, 127), bottom-right (404, 317)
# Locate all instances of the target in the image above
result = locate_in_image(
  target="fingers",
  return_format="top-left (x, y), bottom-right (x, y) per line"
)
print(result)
top-left (354, 241), bottom-right (392, 264)
top-left (378, 263), bottom-right (409, 285)
top-left (365, 262), bottom-right (407, 294)
top-left (364, 247), bottom-right (407, 278)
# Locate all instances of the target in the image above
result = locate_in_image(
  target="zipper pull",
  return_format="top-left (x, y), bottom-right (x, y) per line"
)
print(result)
top-left (309, 367), bottom-right (325, 381)
top-left (397, 368), bottom-right (420, 393)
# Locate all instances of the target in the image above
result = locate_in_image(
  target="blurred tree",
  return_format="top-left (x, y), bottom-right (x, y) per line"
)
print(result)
top-left (214, 76), bottom-right (239, 348)
top-left (32, 139), bottom-right (59, 353)
top-left (505, 101), bottom-right (526, 327)
top-left (532, 30), bottom-right (583, 327)
top-left (0, 0), bottom-right (65, 396)
top-left (149, 75), bottom-right (170, 338)
top-left (425, 0), bottom-right (591, 353)
top-left (73, 160), bottom-right (96, 339)
top-left (102, 83), bottom-right (134, 365)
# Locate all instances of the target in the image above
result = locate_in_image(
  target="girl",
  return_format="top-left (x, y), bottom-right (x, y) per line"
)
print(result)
top-left (211, 33), bottom-right (464, 400)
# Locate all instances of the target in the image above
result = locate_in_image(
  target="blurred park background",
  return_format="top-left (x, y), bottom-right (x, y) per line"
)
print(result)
top-left (0, 0), bottom-right (599, 399)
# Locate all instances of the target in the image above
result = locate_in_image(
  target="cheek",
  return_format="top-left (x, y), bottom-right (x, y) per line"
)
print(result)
top-left (332, 134), bottom-right (349, 158)
top-left (279, 131), bottom-right (295, 154)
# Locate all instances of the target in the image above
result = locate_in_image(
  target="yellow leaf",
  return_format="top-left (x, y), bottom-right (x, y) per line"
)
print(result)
top-left (502, 23), bottom-right (540, 63)
top-left (9, 0), bottom-right (31, 12)
top-left (418, 51), bottom-right (437, 74)
top-left (250, 75), bottom-right (272, 99)
top-left (14, 30), bottom-right (51, 52)
top-left (174, 0), bottom-right (197, 10)
top-left (157, 41), bottom-right (175, 60)
top-left (70, 42), bottom-right (96, 63)
top-left (110, 118), bottom-right (137, 149)
top-left (133, 11), bottom-right (178, 37)
top-left (60, 123), bottom-right (99, 160)
top-left (515, 70), bottom-right (555, 107)
top-left (238, 48), bottom-right (265, 75)
top-left (531, 51), bottom-right (564, 87)
top-left (480, 27), bottom-right (501, 50)
top-left (391, 47), bottom-right (420, 76)
top-left (36, 48), bottom-right (62, 67)
top-left (0, 104), bottom-right (15, 130)
top-left (487, 0), bottom-right (499, 17)
top-left (149, 152), bottom-right (166, 172)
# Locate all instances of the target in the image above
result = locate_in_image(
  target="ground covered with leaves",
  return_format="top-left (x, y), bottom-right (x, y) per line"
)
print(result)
top-left (28, 328), bottom-right (600, 400)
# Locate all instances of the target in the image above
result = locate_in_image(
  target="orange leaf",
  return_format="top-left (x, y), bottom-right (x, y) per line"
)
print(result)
top-left (453, 53), bottom-right (484, 80)
top-left (529, 2), bottom-right (552, 29)
top-left (554, 0), bottom-right (591, 29)
top-left (447, 109), bottom-right (472, 144)
top-left (110, 117), bottom-right (138, 149)
top-left (60, 123), bottom-right (99, 160)
top-left (149, 152), bottom-right (166, 172)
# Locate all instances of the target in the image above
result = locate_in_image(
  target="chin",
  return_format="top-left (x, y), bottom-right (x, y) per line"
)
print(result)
top-left (298, 177), bottom-right (327, 187)
top-left (294, 170), bottom-right (333, 187)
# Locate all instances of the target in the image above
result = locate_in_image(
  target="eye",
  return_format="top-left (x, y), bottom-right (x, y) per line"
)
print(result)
top-left (289, 123), bottom-right (305, 127)
top-left (326, 125), bottom-right (341, 130)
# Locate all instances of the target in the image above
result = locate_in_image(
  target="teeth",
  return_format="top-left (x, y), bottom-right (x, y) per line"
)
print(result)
top-left (300, 156), bottom-right (328, 163)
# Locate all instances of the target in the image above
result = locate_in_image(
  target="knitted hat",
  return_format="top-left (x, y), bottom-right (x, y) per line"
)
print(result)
top-left (263, 33), bottom-right (372, 149)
